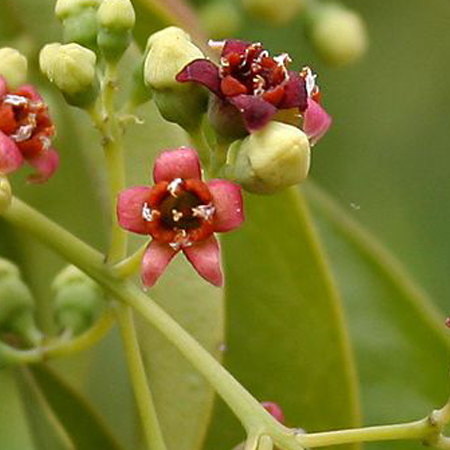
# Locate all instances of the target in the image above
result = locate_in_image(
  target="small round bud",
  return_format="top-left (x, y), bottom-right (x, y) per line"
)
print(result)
top-left (0, 258), bottom-right (41, 345)
top-left (0, 48), bottom-right (28, 89)
top-left (0, 176), bottom-right (12, 215)
top-left (242, 0), bottom-right (303, 25)
top-left (97, 0), bottom-right (135, 61)
top-left (53, 266), bottom-right (104, 335)
top-left (200, 2), bottom-right (242, 39)
top-left (232, 121), bottom-right (311, 194)
top-left (144, 27), bottom-right (208, 131)
top-left (55, 0), bottom-right (102, 49)
top-left (39, 43), bottom-right (99, 107)
top-left (307, 3), bottom-right (368, 66)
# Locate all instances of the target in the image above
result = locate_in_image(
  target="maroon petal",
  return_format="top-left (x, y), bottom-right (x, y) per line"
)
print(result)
top-left (303, 98), bottom-right (332, 145)
top-left (183, 236), bottom-right (223, 286)
top-left (117, 186), bottom-right (153, 234)
top-left (278, 71), bottom-right (307, 111)
top-left (17, 84), bottom-right (44, 102)
top-left (0, 131), bottom-right (24, 174)
top-left (153, 147), bottom-right (201, 183)
top-left (228, 95), bottom-right (277, 132)
top-left (222, 39), bottom-right (251, 57)
top-left (176, 59), bottom-right (222, 97)
top-left (26, 148), bottom-right (59, 183)
top-left (142, 240), bottom-right (178, 287)
top-left (207, 179), bottom-right (244, 232)
top-left (0, 76), bottom-right (7, 98)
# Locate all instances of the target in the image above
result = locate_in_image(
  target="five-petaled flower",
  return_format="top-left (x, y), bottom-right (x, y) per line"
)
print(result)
top-left (176, 39), bottom-right (331, 142)
top-left (0, 76), bottom-right (59, 183)
top-left (117, 147), bottom-right (244, 287)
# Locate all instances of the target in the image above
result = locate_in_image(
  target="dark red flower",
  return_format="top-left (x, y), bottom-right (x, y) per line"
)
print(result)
top-left (0, 76), bottom-right (58, 183)
top-left (177, 39), bottom-right (309, 135)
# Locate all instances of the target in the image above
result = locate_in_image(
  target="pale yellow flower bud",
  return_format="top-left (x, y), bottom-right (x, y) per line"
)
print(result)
top-left (0, 177), bottom-right (12, 216)
top-left (232, 121), bottom-right (311, 194)
top-left (0, 48), bottom-right (28, 89)
top-left (97, 0), bottom-right (135, 30)
top-left (55, 0), bottom-right (102, 19)
top-left (242, 0), bottom-right (304, 25)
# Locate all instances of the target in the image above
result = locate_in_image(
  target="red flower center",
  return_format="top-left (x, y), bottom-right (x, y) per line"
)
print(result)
top-left (142, 178), bottom-right (216, 249)
top-left (0, 89), bottom-right (54, 159)
top-left (219, 42), bottom-right (292, 106)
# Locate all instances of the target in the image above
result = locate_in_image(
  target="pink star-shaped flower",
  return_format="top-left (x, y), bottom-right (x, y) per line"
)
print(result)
top-left (0, 76), bottom-right (59, 183)
top-left (117, 147), bottom-right (244, 287)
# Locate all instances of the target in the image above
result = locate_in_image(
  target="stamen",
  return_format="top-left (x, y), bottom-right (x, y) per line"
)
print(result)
top-left (39, 135), bottom-right (51, 150)
top-left (11, 124), bottom-right (34, 142)
top-left (301, 66), bottom-right (318, 97)
top-left (208, 39), bottom-right (226, 52)
top-left (192, 204), bottom-right (215, 221)
top-left (274, 53), bottom-right (292, 67)
top-left (142, 202), bottom-right (154, 222)
top-left (169, 229), bottom-right (192, 250)
top-left (4, 94), bottom-right (28, 106)
top-left (167, 178), bottom-right (183, 197)
top-left (172, 209), bottom-right (183, 222)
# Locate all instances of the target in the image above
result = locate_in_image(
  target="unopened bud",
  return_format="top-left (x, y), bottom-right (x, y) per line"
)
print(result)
top-left (232, 121), bottom-right (310, 194)
top-left (144, 27), bottom-right (208, 130)
top-left (0, 258), bottom-right (41, 345)
top-left (97, 0), bottom-right (135, 61)
top-left (0, 48), bottom-right (28, 89)
top-left (0, 176), bottom-right (12, 215)
top-left (242, 0), bottom-right (303, 25)
top-left (200, 2), bottom-right (242, 39)
top-left (40, 43), bottom-right (99, 107)
top-left (56, 0), bottom-right (102, 49)
top-left (53, 266), bottom-right (104, 335)
top-left (307, 3), bottom-right (368, 66)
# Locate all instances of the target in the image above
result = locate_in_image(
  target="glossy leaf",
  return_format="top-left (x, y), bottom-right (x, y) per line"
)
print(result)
top-left (206, 188), bottom-right (361, 449)
top-left (305, 183), bottom-right (450, 450)
top-left (29, 364), bottom-right (126, 450)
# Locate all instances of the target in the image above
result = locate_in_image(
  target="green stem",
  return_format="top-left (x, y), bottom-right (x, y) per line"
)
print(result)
top-left (113, 242), bottom-right (147, 278)
top-left (0, 341), bottom-right (42, 365)
top-left (115, 306), bottom-right (168, 450)
top-left (189, 126), bottom-right (212, 172)
top-left (4, 197), bottom-right (450, 450)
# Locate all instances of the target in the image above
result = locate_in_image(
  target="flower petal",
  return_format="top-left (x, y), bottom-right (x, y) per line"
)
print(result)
top-left (0, 76), bottom-right (7, 97)
top-left (117, 186), bottom-right (153, 234)
top-left (279, 71), bottom-right (308, 111)
top-left (207, 179), bottom-right (244, 232)
top-left (0, 131), bottom-right (23, 174)
top-left (303, 98), bottom-right (332, 145)
top-left (222, 39), bottom-right (251, 57)
top-left (153, 147), bottom-right (202, 183)
top-left (176, 59), bottom-right (222, 97)
top-left (16, 84), bottom-right (44, 102)
top-left (228, 95), bottom-right (277, 132)
top-left (26, 148), bottom-right (59, 183)
top-left (183, 236), bottom-right (223, 287)
top-left (142, 240), bottom-right (178, 287)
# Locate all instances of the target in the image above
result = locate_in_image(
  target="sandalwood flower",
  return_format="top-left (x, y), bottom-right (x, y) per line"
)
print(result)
top-left (117, 147), bottom-right (244, 287)
top-left (176, 39), bottom-right (331, 142)
top-left (0, 76), bottom-right (58, 183)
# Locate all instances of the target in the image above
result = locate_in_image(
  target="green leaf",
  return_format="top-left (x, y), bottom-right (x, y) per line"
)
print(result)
top-left (305, 183), bottom-right (450, 450)
top-left (206, 188), bottom-right (361, 449)
top-left (0, 371), bottom-right (35, 450)
top-left (16, 369), bottom-right (74, 450)
top-left (29, 364), bottom-right (126, 450)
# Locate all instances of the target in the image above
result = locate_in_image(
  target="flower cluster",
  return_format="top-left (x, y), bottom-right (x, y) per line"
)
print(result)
top-left (117, 148), bottom-right (244, 287)
top-left (0, 76), bottom-right (58, 183)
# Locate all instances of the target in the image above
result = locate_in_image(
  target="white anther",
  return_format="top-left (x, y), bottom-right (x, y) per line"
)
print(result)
top-left (39, 135), bottom-right (51, 150)
top-left (301, 66), bottom-right (318, 97)
top-left (167, 178), bottom-right (183, 197)
top-left (4, 94), bottom-right (28, 106)
top-left (142, 202), bottom-right (154, 222)
top-left (169, 229), bottom-right (192, 250)
top-left (11, 124), bottom-right (34, 142)
top-left (208, 39), bottom-right (226, 52)
top-left (192, 204), bottom-right (215, 221)
top-left (172, 209), bottom-right (183, 222)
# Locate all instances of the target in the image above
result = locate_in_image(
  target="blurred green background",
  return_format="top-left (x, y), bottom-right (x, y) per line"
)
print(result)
top-left (1, 1), bottom-right (450, 450)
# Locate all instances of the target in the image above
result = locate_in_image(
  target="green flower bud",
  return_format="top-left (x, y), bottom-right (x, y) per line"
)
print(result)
top-left (0, 47), bottom-right (28, 89)
top-left (97, 0), bottom-right (135, 61)
top-left (307, 3), bottom-right (368, 66)
top-left (53, 266), bottom-right (104, 335)
top-left (55, 0), bottom-right (102, 49)
top-left (231, 121), bottom-right (310, 194)
top-left (0, 176), bottom-right (12, 215)
top-left (200, 2), bottom-right (242, 39)
top-left (0, 258), bottom-right (41, 345)
top-left (242, 0), bottom-right (304, 25)
top-left (144, 27), bottom-right (208, 131)
top-left (39, 43), bottom-right (99, 107)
